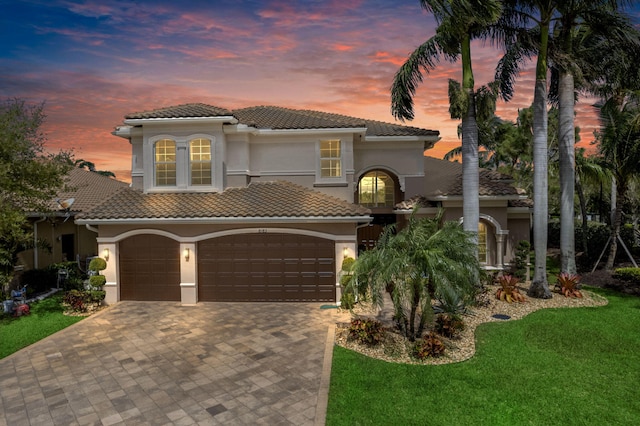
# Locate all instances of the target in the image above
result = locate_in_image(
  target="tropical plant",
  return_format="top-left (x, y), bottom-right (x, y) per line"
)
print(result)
top-left (434, 313), bottom-right (465, 338)
top-left (391, 0), bottom-right (503, 239)
top-left (348, 318), bottom-right (385, 347)
top-left (556, 272), bottom-right (582, 298)
top-left (412, 333), bottom-right (446, 359)
top-left (350, 211), bottom-right (480, 341)
top-left (495, 274), bottom-right (526, 303)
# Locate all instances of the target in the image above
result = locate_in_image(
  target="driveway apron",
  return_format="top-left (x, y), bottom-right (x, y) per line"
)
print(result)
top-left (0, 301), bottom-right (349, 425)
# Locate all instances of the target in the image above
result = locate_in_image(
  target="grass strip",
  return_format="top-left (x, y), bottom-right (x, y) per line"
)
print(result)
top-left (327, 287), bottom-right (640, 425)
top-left (0, 293), bottom-right (84, 359)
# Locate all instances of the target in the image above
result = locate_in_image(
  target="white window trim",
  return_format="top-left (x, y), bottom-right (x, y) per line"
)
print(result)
top-left (315, 139), bottom-right (346, 185)
top-left (146, 133), bottom-right (220, 193)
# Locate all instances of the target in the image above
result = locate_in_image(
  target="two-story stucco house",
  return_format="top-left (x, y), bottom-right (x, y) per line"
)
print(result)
top-left (76, 103), bottom-right (530, 305)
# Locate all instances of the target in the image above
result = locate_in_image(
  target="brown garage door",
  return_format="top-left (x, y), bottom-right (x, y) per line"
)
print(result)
top-left (198, 233), bottom-right (335, 302)
top-left (119, 234), bottom-right (181, 301)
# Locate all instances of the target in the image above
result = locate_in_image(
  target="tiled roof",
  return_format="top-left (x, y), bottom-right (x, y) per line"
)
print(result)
top-left (34, 168), bottom-right (129, 214)
top-left (421, 157), bottom-right (523, 198)
top-left (125, 103), bottom-right (233, 119)
top-left (122, 103), bottom-right (439, 138)
top-left (78, 181), bottom-right (370, 221)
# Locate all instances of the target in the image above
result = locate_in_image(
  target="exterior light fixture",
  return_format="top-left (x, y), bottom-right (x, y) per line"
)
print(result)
top-left (343, 247), bottom-right (349, 258)
top-left (183, 248), bottom-right (190, 261)
top-left (103, 248), bottom-right (110, 261)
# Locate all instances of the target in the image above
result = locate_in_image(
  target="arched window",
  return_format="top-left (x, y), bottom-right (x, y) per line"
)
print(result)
top-left (154, 139), bottom-right (176, 186)
top-left (478, 222), bottom-right (488, 264)
top-left (190, 138), bottom-right (212, 185)
top-left (358, 171), bottom-right (395, 207)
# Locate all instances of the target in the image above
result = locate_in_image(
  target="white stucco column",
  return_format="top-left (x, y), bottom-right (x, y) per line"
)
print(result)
top-left (180, 242), bottom-right (197, 305)
top-left (496, 231), bottom-right (509, 269)
top-left (99, 242), bottom-right (118, 304)
top-left (335, 241), bottom-right (356, 305)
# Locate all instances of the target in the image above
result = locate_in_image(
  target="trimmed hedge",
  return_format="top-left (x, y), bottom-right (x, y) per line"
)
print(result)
top-left (613, 267), bottom-right (640, 285)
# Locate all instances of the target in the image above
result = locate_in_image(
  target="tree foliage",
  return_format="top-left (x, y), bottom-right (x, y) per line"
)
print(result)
top-left (349, 212), bottom-right (480, 341)
top-left (0, 99), bottom-right (71, 277)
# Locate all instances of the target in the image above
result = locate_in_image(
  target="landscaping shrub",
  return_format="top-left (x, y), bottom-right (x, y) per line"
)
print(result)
top-left (495, 274), bottom-right (526, 303)
top-left (19, 267), bottom-right (57, 294)
top-left (348, 318), bottom-right (385, 346)
top-left (513, 240), bottom-right (531, 280)
top-left (340, 290), bottom-right (356, 310)
top-left (556, 273), bottom-right (583, 298)
top-left (412, 333), bottom-right (445, 359)
top-left (434, 313), bottom-right (465, 338)
top-left (613, 267), bottom-right (640, 285)
top-left (49, 261), bottom-right (85, 291)
top-left (62, 289), bottom-right (105, 313)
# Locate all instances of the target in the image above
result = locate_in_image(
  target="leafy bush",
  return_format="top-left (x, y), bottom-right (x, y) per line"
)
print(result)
top-left (62, 289), bottom-right (105, 313)
top-left (89, 257), bottom-right (107, 272)
top-left (513, 240), bottom-right (531, 280)
top-left (89, 275), bottom-right (106, 288)
top-left (412, 333), bottom-right (446, 359)
top-left (340, 290), bottom-right (356, 310)
top-left (348, 318), bottom-right (385, 346)
top-left (341, 256), bottom-right (355, 272)
top-left (49, 261), bottom-right (85, 291)
top-left (613, 267), bottom-right (640, 285)
top-left (434, 313), bottom-right (465, 338)
top-left (556, 273), bottom-right (583, 298)
top-left (495, 274), bottom-right (526, 303)
top-left (20, 268), bottom-right (57, 294)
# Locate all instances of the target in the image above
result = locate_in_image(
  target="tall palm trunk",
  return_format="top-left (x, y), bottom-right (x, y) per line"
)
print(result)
top-left (529, 79), bottom-right (552, 297)
top-left (529, 20), bottom-right (552, 298)
top-left (575, 173), bottom-right (589, 260)
top-left (461, 35), bottom-right (479, 238)
top-left (605, 177), bottom-right (625, 270)
top-left (558, 71), bottom-right (577, 275)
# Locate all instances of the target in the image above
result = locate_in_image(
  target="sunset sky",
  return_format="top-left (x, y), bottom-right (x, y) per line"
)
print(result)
top-left (2, 1), bottom-right (639, 181)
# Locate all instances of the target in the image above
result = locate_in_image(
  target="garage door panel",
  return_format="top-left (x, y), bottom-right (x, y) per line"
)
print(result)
top-left (198, 233), bottom-right (335, 302)
top-left (119, 235), bottom-right (180, 301)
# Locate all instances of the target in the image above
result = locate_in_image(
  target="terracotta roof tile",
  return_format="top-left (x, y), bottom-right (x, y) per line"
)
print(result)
top-left (122, 103), bottom-right (439, 138)
top-left (125, 103), bottom-right (234, 119)
top-left (35, 169), bottom-right (129, 214)
top-left (79, 181), bottom-right (370, 221)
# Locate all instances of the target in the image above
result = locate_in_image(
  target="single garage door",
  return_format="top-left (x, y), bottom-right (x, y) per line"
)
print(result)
top-left (119, 234), bottom-right (181, 301)
top-left (198, 233), bottom-right (335, 302)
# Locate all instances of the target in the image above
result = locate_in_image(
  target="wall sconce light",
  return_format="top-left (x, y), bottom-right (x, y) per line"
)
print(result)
top-left (103, 248), bottom-right (110, 261)
top-left (343, 247), bottom-right (349, 258)
top-left (183, 248), bottom-right (190, 261)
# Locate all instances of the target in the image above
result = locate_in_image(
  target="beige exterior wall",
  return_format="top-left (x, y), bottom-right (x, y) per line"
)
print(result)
top-left (17, 218), bottom-right (99, 270)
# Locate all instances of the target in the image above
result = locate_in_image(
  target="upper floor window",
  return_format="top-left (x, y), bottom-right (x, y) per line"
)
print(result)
top-left (154, 139), bottom-right (176, 186)
top-left (358, 171), bottom-right (394, 207)
top-left (190, 138), bottom-right (212, 185)
top-left (320, 140), bottom-right (341, 178)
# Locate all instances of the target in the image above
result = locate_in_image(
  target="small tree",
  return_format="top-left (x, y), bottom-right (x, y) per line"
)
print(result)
top-left (350, 211), bottom-right (480, 341)
top-left (88, 257), bottom-right (107, 289)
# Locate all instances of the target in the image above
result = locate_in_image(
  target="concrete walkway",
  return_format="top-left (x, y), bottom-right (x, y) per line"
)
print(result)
top-left (0, 301), bottom-right (349, 425)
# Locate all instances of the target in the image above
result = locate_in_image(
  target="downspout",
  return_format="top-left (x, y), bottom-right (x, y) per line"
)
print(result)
top-left (33, 216), bottom-right (46, 269)
top-left (85, 224), bottom-right (99, 234)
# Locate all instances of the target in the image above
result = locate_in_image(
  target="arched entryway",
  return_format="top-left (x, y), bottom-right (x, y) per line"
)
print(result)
top-left (356, 170), bottom-right (401, 250)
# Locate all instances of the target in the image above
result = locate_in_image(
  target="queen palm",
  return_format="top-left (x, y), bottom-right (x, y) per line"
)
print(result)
top-left (552, 1), bottom-right (636, 275)
top-left (496, 0), bottom-right (555, 297)
top-left (391, 0), bottom-right (502, 240)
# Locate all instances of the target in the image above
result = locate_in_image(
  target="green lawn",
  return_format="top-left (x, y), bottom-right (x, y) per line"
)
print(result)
top-left (327, 287), bottom-right (640, 425)
top-left (0, 293), bottom-right (84, 359)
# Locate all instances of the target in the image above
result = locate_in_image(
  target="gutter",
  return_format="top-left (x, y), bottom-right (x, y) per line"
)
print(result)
top-left (76, 215), bottom-right (373, 226)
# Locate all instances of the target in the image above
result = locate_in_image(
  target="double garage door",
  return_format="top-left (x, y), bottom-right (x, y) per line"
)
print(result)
top-left (119, 233), bottom-right (335, 302)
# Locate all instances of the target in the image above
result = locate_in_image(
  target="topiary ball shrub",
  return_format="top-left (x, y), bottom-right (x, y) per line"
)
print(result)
top-left (89, 275), bottom-right (106, 288)
top-left (89, 257), bottom-right (107, 273)
top-left (341, 256), bottom-right (355, 272)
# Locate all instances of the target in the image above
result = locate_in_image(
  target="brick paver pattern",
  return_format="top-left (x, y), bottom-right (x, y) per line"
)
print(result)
top-left (0, 301), bottom-right (346, 425)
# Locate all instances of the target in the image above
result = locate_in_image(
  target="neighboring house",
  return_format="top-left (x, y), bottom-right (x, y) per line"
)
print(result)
top-left (19, 168), bottom-right (130, 270)
top-left (75, 103), bottom-right (530, 305)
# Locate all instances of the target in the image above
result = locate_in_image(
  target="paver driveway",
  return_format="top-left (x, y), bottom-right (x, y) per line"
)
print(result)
top-left (0, 301), bottom-right (349, 425)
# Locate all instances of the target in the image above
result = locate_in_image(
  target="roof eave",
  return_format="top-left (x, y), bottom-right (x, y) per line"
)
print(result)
top-left (252, 127), bottom-right (367, 136)
top-left (76, 215), bottom-right (373, 225)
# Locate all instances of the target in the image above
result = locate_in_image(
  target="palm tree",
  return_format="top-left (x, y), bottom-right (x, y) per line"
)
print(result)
top-left (391, 0), bottom-right (502, 240)
top-left (496, 0), bottom-right (556, 298)
top-left (574, 147), bottom-right (610, 260)
top-left (351, 212), bottom-right (480, 341)
top-left (596, 95), bottom-right (640, 270)
top-left (552, 1), bottom-right (637, 275)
